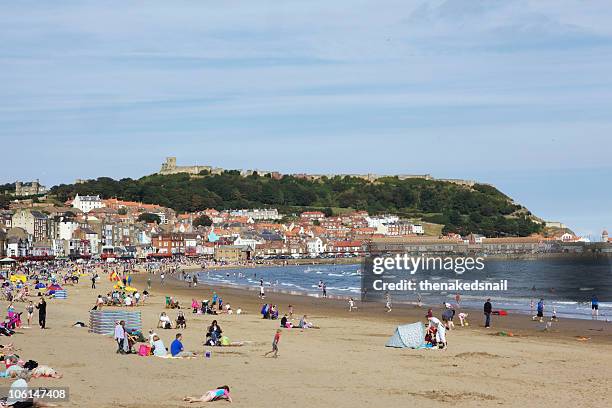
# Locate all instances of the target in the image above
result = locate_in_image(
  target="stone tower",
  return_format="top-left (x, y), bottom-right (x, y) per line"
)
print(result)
top-left (160, 157), bottom-right (177, 173)
top-left (603, 229), bottom-right (609, 243)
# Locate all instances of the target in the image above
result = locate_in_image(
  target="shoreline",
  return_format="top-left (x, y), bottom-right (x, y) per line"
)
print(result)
top-left (177, 263), bottom-right (609, 322)
top-left (135, 273), bottom-right (612, 345)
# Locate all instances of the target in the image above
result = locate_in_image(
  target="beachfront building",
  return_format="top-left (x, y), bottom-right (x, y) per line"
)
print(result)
top-left (327, 240), bottom-right (365, 256)
top-left (233, 235), bottom-right (260, 249)
top-left (73, 227), bottom-right (100, 254)
top-left (306, 237), bottom-right (325, 257)
top-left (152, 233), bottom-right (185, 255)
top-left (72, 194), bottom-right (105, 213)
top-left (6, 237), bottom-right (29, 258)
top-left (214, 245), bottom-right (252, 262)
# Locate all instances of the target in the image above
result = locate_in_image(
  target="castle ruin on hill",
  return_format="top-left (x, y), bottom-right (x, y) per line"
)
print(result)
top-left (157, 157), bottom-right (482, 187)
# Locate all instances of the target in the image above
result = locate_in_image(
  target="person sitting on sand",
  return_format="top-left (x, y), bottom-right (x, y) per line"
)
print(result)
top-left (170, 333), bottom-right (196, 358)
top-left (158, 312), bottom-right (172, 329)
top-left (152, 335), bottom-right (167, 357)
top-left (260, 304), bottom-right (270, 319)
top-left (298, 315), bottom-right (313, 329)
top-left (207, 320), bottom-right (223, 344)
top-left (280, 314), bottom-right (292, 328)
top-left (183, 385), bottom-right (232, 403)
top-left (270, 305), bottom-right (279, 320)
top-left (148, 329), bottom-right (158, 346)
top-left (176, 311), bottom-right (187, 329)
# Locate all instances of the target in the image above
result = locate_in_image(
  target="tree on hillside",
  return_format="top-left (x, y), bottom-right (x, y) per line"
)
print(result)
top-left (193, 214), bottom-right (212, 227)
top-left (138, 212), bottom-right (161, 224)
top-left (0, 195), bottom-right (10, 210)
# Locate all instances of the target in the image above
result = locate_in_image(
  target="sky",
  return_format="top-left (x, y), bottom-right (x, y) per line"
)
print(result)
top-left (1, 1), bottom-right (611, 238)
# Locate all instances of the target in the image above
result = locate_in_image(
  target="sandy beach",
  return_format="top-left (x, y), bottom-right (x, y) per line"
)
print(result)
top-left (4, 270), bottom-right (611, 408)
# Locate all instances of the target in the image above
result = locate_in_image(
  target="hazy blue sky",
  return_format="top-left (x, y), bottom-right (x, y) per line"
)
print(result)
top-left (1, 1), bottom-right (611, 238)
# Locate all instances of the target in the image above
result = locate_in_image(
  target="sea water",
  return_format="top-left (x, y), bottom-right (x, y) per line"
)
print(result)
top-left (195, 258), bottom-right (612, 320)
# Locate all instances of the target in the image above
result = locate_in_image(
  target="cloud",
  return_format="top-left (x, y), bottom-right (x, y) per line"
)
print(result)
top-left (0, 0), bottom-right (611, 233)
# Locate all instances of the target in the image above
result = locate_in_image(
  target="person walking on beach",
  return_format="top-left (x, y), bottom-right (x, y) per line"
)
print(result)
top-left (114, 320), bottom-right (125, 354)
top-left (91, 273), bottom-right (97, 289)
top-left (147, 274), bottom-right (152, 290)
top-left (530, 299), bottom-right (535, 315)
top-left (483, 298), bottom-right (492, 328)
top-left (591, 295), bottom-right (599, 320)
top-left (348, 297), bottom-right (357, 312)
top-left (259, 281), bottom-right (265, 299)
top-left (160, 272), bottom-right (165, 286)
top-left (25, 301), bottom-right (34, 327)
top-left (322, 282), bottom-right (327, 298)
top-left (455, 293), bottom-right (461, 308)
top-left (35, 297), bottom-right (47, 329)
top-left (264, 329), bottom-right (281, 358)
top-left (533, 298), bottom-right (544, 322)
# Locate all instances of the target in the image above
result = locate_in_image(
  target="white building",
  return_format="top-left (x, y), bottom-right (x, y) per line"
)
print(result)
top-left (306, 237), bottom-right (325, 257)
top-left (230, 208), bottom-right (282, 221)
top-left (233, 235), bottom-right (260, 249)
top-left (72, 194), bottom-right (105, 213)
top-left (411, 224), bottom-right (425, 235)
top-left (58, 220), bottom-right (79, 241)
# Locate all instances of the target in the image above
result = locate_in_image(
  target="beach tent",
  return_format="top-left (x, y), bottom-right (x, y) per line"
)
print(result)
top-left (0, 257), bottom-right (16, 264)
top-left (385, 322), bottom-right (426, 349)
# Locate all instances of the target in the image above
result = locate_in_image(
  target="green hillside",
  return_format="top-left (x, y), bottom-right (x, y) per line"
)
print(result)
top-left (48, 172), bottom-right (543, 237)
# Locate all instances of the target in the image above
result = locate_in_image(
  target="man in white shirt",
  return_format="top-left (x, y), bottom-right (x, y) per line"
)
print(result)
top-left (114, 320), bottom-right (125, 354)
top-left (158, 313), bottom-right (172, 329)
top-left (428, 316), bottom-right (447, 349)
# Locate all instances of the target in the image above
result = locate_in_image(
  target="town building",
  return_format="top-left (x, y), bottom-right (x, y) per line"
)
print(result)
top-left (11, 209), bottom-right (48, 242)
top-left (72, 194), bottom-right (105, 213)
top-left (214, 245), bottom-right (252, 262)
top-left (152, 233), bottom-right (185, 255)
top-left (230, 208), bottom-right (282, 221)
